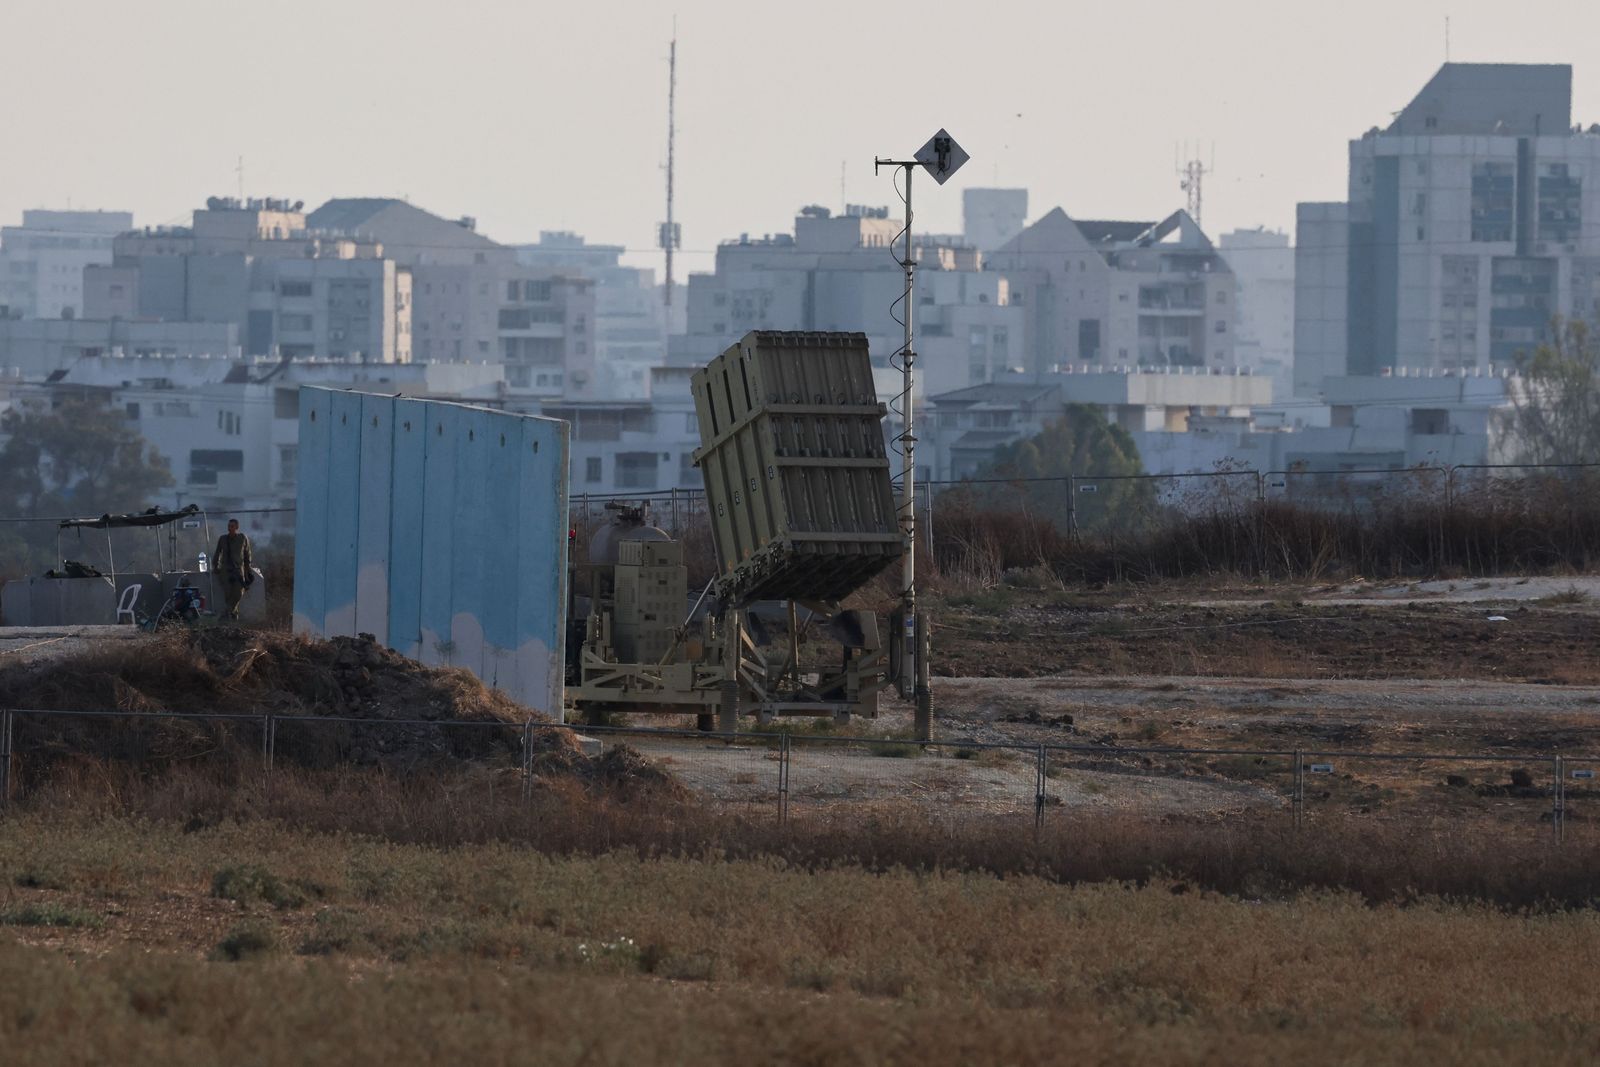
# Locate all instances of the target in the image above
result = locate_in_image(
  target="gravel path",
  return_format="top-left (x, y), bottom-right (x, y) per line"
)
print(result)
top-left (0, 625), bottom-right (144, 666)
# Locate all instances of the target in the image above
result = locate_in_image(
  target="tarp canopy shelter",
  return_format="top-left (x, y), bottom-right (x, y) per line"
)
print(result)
top-left (53, 505), bottom-right (214, 598)
top-left (58, 504), bottom-right (203, 531)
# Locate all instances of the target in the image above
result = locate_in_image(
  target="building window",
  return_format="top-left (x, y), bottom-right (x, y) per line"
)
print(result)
top-left (124, 402), bottom-right (140, 420)
top-left (1078, 319), bottom-right (1102, 362)
top-left (278, 445), bottom-right (298, 485)
top-left (189, 448), bottom-right (243, 487)
top-left (1471, 162), bottom-right (1515, 243)
top-left (585, 457), bottom-right (602, 483)
top-left (614, 451), bottom-right (658, 489)
top-left (1537, 162), bottom-right (1583, 244)
top-left (279, 281), bottom-right (313, 298)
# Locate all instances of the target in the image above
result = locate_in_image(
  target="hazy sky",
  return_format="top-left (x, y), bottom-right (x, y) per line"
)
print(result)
top-left (6, 0), bottom-right (1600, 275)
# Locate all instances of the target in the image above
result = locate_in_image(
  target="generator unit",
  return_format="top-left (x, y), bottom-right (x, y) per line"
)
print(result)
top-left (565, 331), bottom-right (904, 730)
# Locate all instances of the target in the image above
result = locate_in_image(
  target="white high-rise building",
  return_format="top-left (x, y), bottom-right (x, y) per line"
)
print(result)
top-left (0, 210), bottom-right (132, 320)
top-left (1219, 227), bottom-right (1294, 400)
top-left (963, 189), bottom-right (1028, 252)
top-left (1295, 62), bottom-right (1600, 392)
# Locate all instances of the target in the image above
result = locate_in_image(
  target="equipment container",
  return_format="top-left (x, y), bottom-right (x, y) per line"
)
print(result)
top-left (691, 331), bottom-right (902, 604)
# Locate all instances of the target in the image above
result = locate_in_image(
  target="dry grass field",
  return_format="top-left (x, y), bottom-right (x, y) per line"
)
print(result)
top-left (2, 809), bottom-right (1600, 1066)
top-left (6, 566), bottom-right (1600, 1063)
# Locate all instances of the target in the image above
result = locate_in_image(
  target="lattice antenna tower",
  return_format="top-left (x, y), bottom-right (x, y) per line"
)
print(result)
top-left (1176, 142), bottom-right (1213, 229)
top-left (659, 29), bottom-right (682, 309)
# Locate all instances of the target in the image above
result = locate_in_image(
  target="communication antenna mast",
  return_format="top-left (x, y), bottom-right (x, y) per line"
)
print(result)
top-left (1176, 143), bottom-right (1213, 228)
top-left (658, 30), bottom-right (681, 309)
top-left (874, 128), bottom-right (968, 742)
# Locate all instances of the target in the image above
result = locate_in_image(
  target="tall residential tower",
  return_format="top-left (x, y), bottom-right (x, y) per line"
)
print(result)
top-left (1295, 63), bottom-right (1600, 395)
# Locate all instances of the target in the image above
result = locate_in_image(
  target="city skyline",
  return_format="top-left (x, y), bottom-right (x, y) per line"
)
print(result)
top-left (6, 0), bottom-right (1600, 276)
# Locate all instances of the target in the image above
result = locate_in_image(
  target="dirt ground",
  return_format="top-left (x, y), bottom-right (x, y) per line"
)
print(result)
top-left (10, 592), bottom-right (1600, 829)
top-left (624, 733), bottom-right (1274, 818)
top-left (930, 597), bottom-right (1600, 684)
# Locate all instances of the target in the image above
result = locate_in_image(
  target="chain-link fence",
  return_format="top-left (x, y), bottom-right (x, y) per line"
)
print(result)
top-left (3, 709), bottom-right (1592, 844)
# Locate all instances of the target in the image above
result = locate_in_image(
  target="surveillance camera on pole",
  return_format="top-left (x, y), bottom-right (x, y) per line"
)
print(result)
top-left (874, 128), bottom-right (968, 742)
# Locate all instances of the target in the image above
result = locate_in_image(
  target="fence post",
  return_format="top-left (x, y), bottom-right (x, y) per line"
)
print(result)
top-left (1292, 749), bottom-right (1304, 829)
top-left (1034, 745), bottom-right (1047, 835)
top-left (261, 714), bottom-right (276, 774)
top-left (521, 718), bottom-right (534, 806)
top-left (777, 732), bottom-right (790, 827)
top-left (1552, 755), bottom-right (1564, 844)
top-left (0, 709), bottom-right (12, 807)
top-left (1066, 475), bottom-right (1078, 537)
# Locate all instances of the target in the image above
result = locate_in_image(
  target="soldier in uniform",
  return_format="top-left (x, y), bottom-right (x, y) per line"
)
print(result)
top-left (214, 518), bottom-right (254, 621)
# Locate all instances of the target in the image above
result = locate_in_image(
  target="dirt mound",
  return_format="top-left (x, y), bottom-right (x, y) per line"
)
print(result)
top-left (0, 629), bottom-right (675, 794)
top-left (531, 741), bottom-right (689, 800)
top-left (0, 626), bottom-right (529, 721)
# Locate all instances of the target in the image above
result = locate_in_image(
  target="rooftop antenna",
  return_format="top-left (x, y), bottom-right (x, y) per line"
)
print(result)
top-left (236, 156), bottom-right (244, 202)
top-left (658, 24), bottom-right (681, 309)
top-left (840, 160), bottom-right (847, 214)
top-left (1176, 142), bottom-right (1213, 229)
top-left (1445, 15), bottom-right (1451, 61)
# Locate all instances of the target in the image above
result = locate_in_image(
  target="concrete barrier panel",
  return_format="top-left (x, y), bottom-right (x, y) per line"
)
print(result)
top-left (293, 388), bottom-right (569, 716)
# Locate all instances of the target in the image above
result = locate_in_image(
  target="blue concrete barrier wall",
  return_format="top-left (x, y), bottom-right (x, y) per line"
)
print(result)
top-left (293, 388), bottom-right (569, 717)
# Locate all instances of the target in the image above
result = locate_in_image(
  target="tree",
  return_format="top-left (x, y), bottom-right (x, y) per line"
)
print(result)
top-left (0, 399), bottom-right (173, 578)
top-left (1510, 318), bottom-right (1600, 465)
top-left (976, 404), bottom-right (1154, 532)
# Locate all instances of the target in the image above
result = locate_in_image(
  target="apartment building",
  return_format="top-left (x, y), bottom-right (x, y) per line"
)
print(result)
top-left (673, 205), bottom-right (1021, 402)
top-left (1219, 227), bottom-right (1294, 400)
top-left (18, 354), bottom-right (505, 537)
top-left (985, 208), bottom-right (1236, 376)
top-left (83, 198), bottom-right (411, 363)
top-left (307, 200), bottom-right (595, 397)
top-left (515, 232), bottom-right (667, 399)
top-left (0, 210), bottom-right (132, 320)
top-left (1295, 63), bottom-right (1600, 392)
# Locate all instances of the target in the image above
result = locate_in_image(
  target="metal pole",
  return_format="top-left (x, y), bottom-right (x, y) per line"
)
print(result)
top-left (1034, 744), bottom-right (1047, 835)
top-left (522, 719), bottom-right (534, 806)
top-left (718, 607), bottom-right (741, 734)
top-left (914, 611), bottom-right (931, 741)
top-left (1552, 755), bottom-right (1563, 843)
top-left (899, 162), bottom-right (918, 700)
top-left (778, 732), bottom-right (790, 827)
top-left (201, 512), bottom-right (216, 618)
top-left (1293, 749), bottom-right (1304, 829)
top-left (0, 709), bottom-right (12, 806)
top-left (923, 481), bottom-right (934, 575)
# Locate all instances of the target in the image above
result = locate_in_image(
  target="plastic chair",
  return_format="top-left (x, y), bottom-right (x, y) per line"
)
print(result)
top-left (115, 583), bottom-right (142, 625)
